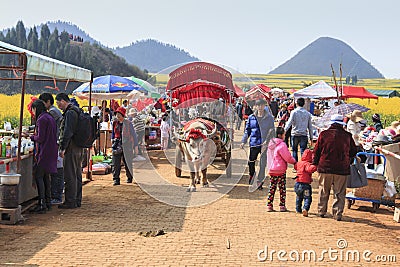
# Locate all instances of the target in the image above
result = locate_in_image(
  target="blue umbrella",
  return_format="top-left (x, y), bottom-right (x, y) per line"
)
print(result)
top-left (73, 75), bottom-right (148, 100)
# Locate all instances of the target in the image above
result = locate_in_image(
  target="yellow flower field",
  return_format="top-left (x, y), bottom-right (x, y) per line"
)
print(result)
top-left (0, 94), bottom-right (89, 127)
top-left (350, 98), bottom-right (400, 116)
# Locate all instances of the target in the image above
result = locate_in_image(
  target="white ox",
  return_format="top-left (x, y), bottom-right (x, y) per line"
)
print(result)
top-left (173, 118), bottom-right (217, 192)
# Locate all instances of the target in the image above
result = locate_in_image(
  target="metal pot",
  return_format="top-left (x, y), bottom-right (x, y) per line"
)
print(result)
top-left (0, 173), bottom-right (21, 185)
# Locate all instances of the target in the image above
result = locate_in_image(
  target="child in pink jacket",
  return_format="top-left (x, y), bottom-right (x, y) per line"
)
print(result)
top-left (266, 127), bottom-right (297, 212)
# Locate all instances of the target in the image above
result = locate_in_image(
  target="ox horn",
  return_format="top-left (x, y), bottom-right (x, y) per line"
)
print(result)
top-left (205, 123), bottom-right (217, 138)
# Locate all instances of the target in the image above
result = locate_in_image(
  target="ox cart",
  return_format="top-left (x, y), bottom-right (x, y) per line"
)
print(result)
top-left (166, 62), bottom-right (237, 191)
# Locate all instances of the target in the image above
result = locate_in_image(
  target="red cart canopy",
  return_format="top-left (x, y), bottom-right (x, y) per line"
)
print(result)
top-left (169, 80), bottom-right (234, 108)
top-left (166, 62), bottom-right (234, 91)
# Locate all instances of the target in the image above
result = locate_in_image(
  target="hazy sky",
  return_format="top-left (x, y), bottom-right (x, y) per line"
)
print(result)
top-left (2, 0), bottom-right (399, 78)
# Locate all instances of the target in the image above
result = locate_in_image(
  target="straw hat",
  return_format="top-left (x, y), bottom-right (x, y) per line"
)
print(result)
top-left (390, 120), bottom-right (400, 129)
top-left (348, 110), bottom-right (364, 123)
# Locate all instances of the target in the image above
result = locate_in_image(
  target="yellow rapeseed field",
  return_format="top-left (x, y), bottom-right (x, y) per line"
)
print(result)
top-left (0, 94), bottom-right (89, 127)
top-left (350, 98), bottom-right (400, 116)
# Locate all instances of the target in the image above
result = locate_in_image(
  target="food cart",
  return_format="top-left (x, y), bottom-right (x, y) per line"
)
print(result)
top-left (0, 40), bottom-right (93, 208)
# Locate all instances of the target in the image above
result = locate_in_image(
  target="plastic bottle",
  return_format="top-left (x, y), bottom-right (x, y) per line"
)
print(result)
top-left (2, 138), bottom-right (7, 157)
top-left (6, 143), bottom-right (11, 158)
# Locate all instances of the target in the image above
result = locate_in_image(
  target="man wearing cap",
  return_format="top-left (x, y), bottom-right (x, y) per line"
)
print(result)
top-left (112, 107), bottom-right (138, 185)
top-left (55, 93), bottom-right (83, 209)
top-left (240, 98), bottom-right (275, 190)
top-left (284, 98), bottom-right (313, 162)
top-left (313, 114), bottom-right (357, 221)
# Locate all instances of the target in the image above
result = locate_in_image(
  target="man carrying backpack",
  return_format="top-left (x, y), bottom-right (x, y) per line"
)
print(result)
top-left (55, 93), bottom-right (83, 209)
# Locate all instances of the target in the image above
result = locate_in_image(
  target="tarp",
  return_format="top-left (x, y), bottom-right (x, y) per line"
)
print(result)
top-left (293, 80), bottom-right (337, 99)
top-left (234, 84), bottom-right (245, 97)
top-left (334, 86), bottom-right (378, 99)
top-left (0, 40), bottom-right (92, 82)
top-left (245, 84), bottom-right (271, 101)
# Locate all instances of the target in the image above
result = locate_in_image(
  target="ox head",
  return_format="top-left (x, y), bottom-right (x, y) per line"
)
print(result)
top-left (176, 122), bottom-right (217, 162)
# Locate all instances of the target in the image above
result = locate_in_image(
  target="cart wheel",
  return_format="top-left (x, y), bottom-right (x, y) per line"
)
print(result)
top-left (225, 152), bottom-right (232, 178)
top-left (175, 167), bottom-right (182, 177)
top-left (347, 199), bottom-right (353, 209)
top-left (372, 203), bottom-right (380, 212)
top-left (225, 152), bottom-right (231, 167)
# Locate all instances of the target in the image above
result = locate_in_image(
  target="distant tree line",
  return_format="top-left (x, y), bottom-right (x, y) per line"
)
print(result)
top-left (0, 21), bottom-right (148, 95)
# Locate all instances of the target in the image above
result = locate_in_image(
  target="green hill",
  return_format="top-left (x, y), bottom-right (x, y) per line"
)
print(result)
top-left (0, 21), bottom-right (148, 95)
top-left (269, 37), bottom-right (384, 79)
top-left (114, 39), bottom-right (200, 73)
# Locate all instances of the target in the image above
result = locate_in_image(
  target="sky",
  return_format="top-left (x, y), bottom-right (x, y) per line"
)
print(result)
top-left (2, 0), bottom-right (400, 78)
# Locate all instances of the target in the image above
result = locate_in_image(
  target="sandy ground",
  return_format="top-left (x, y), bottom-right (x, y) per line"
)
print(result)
top-left (0, 133), bottom-right (399, 266)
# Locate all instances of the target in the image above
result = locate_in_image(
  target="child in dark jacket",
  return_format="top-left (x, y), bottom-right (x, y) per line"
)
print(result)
top-left (294, 149), bottom-right (317, 217)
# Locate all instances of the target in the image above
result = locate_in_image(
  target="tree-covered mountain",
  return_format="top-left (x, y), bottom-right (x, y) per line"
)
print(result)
top-left (269, 37), bottom-right (384, 79)
top-left (114, 39), bottom-right (200, 73)
top-left (0, 21), bottom-right (148, 95)
top-left (36, 20), bottom-right (98, 45)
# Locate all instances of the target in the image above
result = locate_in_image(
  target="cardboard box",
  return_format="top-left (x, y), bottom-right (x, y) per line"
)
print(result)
top-left (382, 143), bottom-right (400, 183)
top-left (394, 207), bottom-right (400, 223)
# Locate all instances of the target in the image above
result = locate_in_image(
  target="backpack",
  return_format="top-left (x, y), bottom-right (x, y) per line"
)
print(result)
top-left (71, 107), bottom-right (98, 148)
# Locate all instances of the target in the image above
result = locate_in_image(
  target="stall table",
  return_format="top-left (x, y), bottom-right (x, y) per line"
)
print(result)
top-left (97, 129), bottom-right (112, 155)
top-left (0, 154), bottom-right (37, 204)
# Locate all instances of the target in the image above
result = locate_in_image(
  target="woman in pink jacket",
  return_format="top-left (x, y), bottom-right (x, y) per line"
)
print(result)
top-left (266, 127), bottom-right (297, 212)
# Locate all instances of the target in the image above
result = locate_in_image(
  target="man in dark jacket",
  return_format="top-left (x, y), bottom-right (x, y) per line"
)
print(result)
top-left (240, 98), bottom-right (275, 190)
top-left (235, 100), bottom-right (244, 130)
top-left (56, 93), bottom-right (83, 209)
top-left (313, 114), bottom-right (357, 221)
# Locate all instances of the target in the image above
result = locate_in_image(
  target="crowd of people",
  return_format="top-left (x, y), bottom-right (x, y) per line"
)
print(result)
top-left (239, 95), bottom-right (399, 221)
top-left (25, 90), bottom-right (400, 222)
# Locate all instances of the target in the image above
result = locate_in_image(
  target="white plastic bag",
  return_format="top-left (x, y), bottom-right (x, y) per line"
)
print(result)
top-left (383, 180), bottom-right (397, 198)
top-left (4, 122), bottom-right (11, 131)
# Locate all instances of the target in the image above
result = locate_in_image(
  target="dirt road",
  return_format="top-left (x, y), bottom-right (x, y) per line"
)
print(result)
top-left (1, 144), bottom-right (399, 266)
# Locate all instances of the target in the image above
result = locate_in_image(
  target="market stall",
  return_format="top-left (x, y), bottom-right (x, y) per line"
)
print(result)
top-left (0, 40), bottom-right (93, 205)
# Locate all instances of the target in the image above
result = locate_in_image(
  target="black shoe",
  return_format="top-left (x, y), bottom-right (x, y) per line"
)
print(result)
top-left (113, 181), bottom-right (120, 186)
top-left (334, 216), bottom-right (342, 221)
top-left (126, 179), bottom-right (132, 183)
top-left (30, 199), bottom-right (47, 214)
top-left (58, 203), bottom-right (77, 209)
top-left (76, 202), bottom-right (81, 208)
top-left (257, 182), bottom-right (264, 190)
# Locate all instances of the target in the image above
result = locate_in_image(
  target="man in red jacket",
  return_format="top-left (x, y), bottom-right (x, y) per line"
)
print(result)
top-left (313, 114), bottom-right (357, 221)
